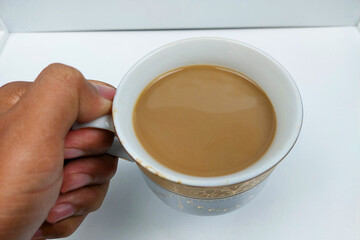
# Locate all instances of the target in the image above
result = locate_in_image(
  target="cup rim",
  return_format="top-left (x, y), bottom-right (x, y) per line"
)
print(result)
top-left (113, 37), bottom-right (303, 187)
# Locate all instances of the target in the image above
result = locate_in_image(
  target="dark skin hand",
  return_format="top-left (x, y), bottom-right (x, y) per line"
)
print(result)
top-left (0, 63), bottom-right (118, 240)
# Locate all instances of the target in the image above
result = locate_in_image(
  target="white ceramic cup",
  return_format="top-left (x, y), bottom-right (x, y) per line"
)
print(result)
top-left (74, 37), bottom-right (303, 216)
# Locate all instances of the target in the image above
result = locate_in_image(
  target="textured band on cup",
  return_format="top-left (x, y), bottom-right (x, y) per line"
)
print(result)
top-left (139, 165), bottom-right (274, 199)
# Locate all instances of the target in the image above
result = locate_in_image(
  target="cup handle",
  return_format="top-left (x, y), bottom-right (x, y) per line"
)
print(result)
top-left (72, 115), bottom-right (133, 162)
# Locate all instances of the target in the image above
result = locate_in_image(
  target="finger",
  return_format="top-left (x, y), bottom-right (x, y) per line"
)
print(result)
top-left (88, 79), bottom-right (116, 101)
top-left (63, 79), bottom-right (116, 158)
top-left (47, 183), bottom-right (110, 224)
top-left (64, 128), bottom-right (114, 159)
top-left (32, 215), bottom-right (86, 239)
top-left (61, 154), bottom-right (118, 193)
top-left (33, 179), bottom-right (112, 239)
top-left (7, 63), bottom-right (115, 144)
top-left (0, 80), bottom-right (114, 116)
top-left (0, 81), bottom-right (31, 114)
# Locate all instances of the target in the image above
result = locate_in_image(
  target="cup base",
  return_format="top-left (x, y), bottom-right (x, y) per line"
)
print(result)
top-left (142, 173), bottom-right (269, 216)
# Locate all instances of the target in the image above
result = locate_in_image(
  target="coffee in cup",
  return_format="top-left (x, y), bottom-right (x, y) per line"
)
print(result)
top-left (133, 65), bottom-right (276, 177)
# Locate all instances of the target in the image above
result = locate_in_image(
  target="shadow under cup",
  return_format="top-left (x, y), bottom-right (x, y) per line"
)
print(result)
top-left (112, 38), bottom-right (303, 215)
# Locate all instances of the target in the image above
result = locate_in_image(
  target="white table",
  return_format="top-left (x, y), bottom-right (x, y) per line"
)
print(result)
top-left (0, 27), bottom-right (359, 240)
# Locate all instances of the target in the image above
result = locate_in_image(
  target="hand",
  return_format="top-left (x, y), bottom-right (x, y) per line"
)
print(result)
top-left (0, 64), bottom-right (118, 240)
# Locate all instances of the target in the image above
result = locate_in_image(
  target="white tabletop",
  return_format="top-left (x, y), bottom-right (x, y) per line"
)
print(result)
top-left (0, 27), bottom-right (359, 240)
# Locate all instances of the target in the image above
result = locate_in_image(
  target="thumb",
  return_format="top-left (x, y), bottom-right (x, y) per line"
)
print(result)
top-left (12, 63), bottom-right (114, 138)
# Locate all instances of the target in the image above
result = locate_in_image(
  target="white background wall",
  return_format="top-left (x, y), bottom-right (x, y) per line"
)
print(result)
top-left (0, 0), bottom-right (359, 32)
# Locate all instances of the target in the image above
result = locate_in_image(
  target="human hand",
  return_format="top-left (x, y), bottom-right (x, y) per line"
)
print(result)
top-left (0, 64), bottom-right (118, 240)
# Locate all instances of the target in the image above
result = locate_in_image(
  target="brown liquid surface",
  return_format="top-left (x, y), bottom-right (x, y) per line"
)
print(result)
top-left (133, 65), bottom-right (276, 177)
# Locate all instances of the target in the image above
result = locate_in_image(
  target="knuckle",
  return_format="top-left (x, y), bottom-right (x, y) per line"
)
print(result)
top-left (40, 63), bottom-right (84, 86)
top-left (1, 81), bottom-right (18, 89)
top-left (44, 63), bottom-right (75, 75)
top-left (0, 81), bottom-right (30, 94)
top-left (45, 62), bottom-right (67, 70)
top-left (45, 63), bottom-right (74, 73)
